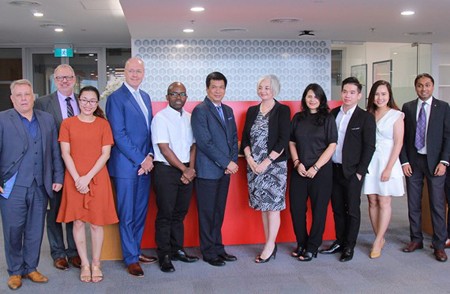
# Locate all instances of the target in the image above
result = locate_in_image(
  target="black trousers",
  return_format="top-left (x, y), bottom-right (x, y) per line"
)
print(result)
top-left (331, 164), bottom-right (364, 249)
top-left (195, 175), bottom-right (230, 260)
top-left (290, 163), bottom-right (333, 252)
top-left (446, 171), bottom-right (450, 238)
top-left (405, 154), bottom-right (446, 249)
top-left (154, 163), bottom-right (194, 258)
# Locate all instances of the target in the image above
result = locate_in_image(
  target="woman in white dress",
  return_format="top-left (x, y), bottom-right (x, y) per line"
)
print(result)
top-left (363, 80), bottom-right (405, 259)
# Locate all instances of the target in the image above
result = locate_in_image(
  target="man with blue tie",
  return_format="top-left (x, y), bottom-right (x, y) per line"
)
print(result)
top-left (34, 64), bottom-right (81, 271)
top-left (0, 79), bottom-right (64, 290)
top-left (400, 73), bottom-right (450, 262)
top-left (106, 57), bottom-right (157, 277)
top-left (191, 72), bottom-right (239, 266)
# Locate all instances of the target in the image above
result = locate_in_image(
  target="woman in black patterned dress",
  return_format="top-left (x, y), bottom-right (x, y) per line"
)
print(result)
top-left (241, 75), bottom-right (290, 263)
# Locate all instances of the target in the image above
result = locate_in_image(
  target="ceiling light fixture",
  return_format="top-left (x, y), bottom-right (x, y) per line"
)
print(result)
top-left (54, 27), bottom-right (63, 32)
top-left (190, 7), bottom-right (204, 12)
top-left (401, 10), bottom-right (415, 16)
top-left (33, 11), bottom-right (43, 17)
top-left (183, 28), bottom-right (194, 33)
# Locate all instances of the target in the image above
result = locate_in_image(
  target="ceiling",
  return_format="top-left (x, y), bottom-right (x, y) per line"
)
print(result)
top-left (1, 0), bottom-right (450, 47)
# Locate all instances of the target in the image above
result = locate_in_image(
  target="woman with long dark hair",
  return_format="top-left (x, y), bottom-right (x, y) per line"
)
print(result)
top-left (289, 83), bottom-right (337, 261)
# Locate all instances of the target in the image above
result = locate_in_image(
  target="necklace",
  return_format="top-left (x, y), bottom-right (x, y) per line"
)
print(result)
top-left (260, 100), bottom-right (275, 115)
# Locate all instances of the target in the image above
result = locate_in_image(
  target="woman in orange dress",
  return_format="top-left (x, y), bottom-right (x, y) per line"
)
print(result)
top-left (57, 86), bottom-right (118, 283)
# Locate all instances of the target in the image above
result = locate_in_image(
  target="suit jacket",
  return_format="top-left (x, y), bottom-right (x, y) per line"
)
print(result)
top-left (191, 97), bottom-right (238, 180)
top-left (34, 91), bottom-right (78, 131)
top-left (400, 97), bottom-right (450, 174)
top-left (240, 100), bottom-right (291, 162)
top-left (0, 109), bottom-right (64, 197)
top-left (331, 106), bottom-right (376, 179)
top-left (106, 83), bottom-right (153, 178)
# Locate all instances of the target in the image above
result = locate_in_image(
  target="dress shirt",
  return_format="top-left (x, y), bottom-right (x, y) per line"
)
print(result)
top-left (57, 91), bottom-right (79, 119)
top-left (17, 110), bottom-right (39, 139)
top-left (416, 97), bottom-right (432, 155)
top-left (151, 105), bottom-right (194, 164)
top-left (332, 104), bottom-right (357, 164)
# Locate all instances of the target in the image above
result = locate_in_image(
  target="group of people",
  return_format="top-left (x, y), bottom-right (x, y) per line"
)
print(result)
top-left (0, 56), bottom-right (449, 291)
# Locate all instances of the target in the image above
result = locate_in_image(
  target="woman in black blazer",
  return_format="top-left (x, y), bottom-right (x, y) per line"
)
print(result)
top-left (289, 83), bottom-right (337, 261)
top-left (241, 75), bottom-right (290, 263)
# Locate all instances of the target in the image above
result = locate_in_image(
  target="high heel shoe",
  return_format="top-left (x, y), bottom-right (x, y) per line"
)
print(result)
top-left (370, 239), bottom-right (385, 259)
top-left (291, 245), bottom-right (305, 258)
top-left (298, 251), bottom-right (318, 262)
top-left (255, 244), bottom-right (277, 263)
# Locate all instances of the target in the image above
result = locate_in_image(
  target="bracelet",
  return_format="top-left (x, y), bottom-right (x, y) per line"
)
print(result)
top-left (313, 164), bottom-right (320, 171)
top-left (293, 159), bottom-right (299, 163)
top-left (267, 155), bottom-right (275, 162)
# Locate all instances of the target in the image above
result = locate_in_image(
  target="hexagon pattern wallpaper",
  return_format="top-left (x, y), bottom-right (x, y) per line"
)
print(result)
top-left (133, 39), bottom-right (331, 102)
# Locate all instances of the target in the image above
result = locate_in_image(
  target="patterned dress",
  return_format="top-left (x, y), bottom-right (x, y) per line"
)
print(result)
top-left (247, 111), bottom-right (287, 211)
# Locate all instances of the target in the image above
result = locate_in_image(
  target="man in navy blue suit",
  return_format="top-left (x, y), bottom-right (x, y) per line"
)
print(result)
top-left (191, 72), bottom-right (239, 266)
top-left (0, 79), bottom-right (64, 290)
top-left (106, 57), bottom-right (157, 277)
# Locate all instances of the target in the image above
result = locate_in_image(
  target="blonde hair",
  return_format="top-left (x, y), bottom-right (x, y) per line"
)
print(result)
top-left (10, 79), bottom-right (33, 93)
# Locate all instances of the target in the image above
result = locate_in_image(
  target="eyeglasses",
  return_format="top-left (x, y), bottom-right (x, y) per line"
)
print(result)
top-left (55, 76), bottom-right (75, 81)
top-left (79, 99), bottom-right (98, 106)
top-left (168, 92), bottom-right (187, 97)
top-left (126, 69), bottom-right (144, 75)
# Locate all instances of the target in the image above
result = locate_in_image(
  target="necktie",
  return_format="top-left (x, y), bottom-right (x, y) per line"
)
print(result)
top-left (216, 106), bottom-right (225, 123)
top-left (415, 101), bottom-right (426, 150)
top-left (133, 91), bottom-right (149, 128)
top-left (66, 97), bottom-right (74, 117)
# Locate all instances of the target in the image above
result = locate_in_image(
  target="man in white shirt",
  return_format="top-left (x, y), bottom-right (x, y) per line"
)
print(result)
top-left (151, 82), bottom-right (198, 273)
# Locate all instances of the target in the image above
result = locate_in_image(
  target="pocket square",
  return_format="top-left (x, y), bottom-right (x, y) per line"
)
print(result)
top-left (351, 127), bottom-right (360, 130)
top-left (227, 117), bottom-right (233, 120)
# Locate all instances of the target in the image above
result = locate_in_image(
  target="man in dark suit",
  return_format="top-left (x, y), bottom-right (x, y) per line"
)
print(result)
top-left (34, 64), bottom-right (81, 270)
top-left (320, 77), bottom-right (376, 262)
top-left (106, 57), bottom-right (157, 277)
top-left (191, 72), bottom-right (239, 266)
top-left (400, 73), bottom-right (450, 262)
top-left (0, 79), bottom-right (64, 290)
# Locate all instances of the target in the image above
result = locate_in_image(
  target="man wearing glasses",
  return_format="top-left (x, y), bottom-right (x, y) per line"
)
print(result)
top-left (35, 64), bottom-right (81, 271)
top-left (151, 82), bottom-right (199, 273)
top-left (106, 57), bottom-right (157, 277)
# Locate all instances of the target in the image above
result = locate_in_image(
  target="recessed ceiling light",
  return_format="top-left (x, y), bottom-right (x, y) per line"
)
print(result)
top-left (183, 28), bottom-right (194, 33)
top-left (270, 18), bottom-right (300, 24)
top-left (54, 27), bottom-right (63, 32)
top-left (401, 10), bottom-right (415, 16)
top-left (33, 11), bottom-right (43, 17)
top-left (190, 7), bottom-right (204, 12)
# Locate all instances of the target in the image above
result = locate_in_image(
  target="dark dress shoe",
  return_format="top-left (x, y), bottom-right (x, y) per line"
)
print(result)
top-left (434, 249), bottom-right (448, 262)
top-left (219, 252), bottom-right (237, 262)
top-left (160, 255), bottom-right (175, 272)
top-left (402, 242), bottom-right (423, 253)
top-left (298, 251), bottom-right (318, 262)
top-left (68, 256), bottom-right (81, 268)
top-left (291, 245), bottom-right (305, 257)
top-left (320, 241), bottom-right (343, 254)
top-left (127, 263), bottom-right (144, 277)
top-left (139, 253), bottom-right (158, 264)
top-left (172, 249), bottom-right (199, 263)
top-left (53, 257), bottom-right (69, 270)
top-left (204, 257), bottom-right (226, 266)
top-left (339, 248), bottom-right (354, 262)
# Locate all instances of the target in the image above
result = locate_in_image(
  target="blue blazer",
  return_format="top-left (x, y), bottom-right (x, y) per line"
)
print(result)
top-left (191, 97), bottom-right (238, 180)
top-left (106, 83), bottom-right (153, 178)
top-left (0, 109), bottom-right (64, 197)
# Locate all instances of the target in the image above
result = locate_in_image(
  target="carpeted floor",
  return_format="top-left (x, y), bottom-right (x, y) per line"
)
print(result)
top-left (1, 195), bottom-right (449, 293)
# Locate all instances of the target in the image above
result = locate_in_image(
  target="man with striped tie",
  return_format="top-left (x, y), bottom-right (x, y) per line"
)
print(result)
top-left (34, 64), bottom-right (81, 270)
top-left (400, 73), bottom-right (450, 262)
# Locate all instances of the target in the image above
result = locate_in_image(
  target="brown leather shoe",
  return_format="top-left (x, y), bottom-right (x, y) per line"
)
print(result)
top-left (434, 249), bottom-right (448, 262)
top-left (25, 271), bottom-right (48, 283)
top-left (402, 242), bottom-right (424, 253)
top-left (7, 275), bottom-right (22, 290)
top-left (68, 256), bottom-right (82, 268)
top-left (127, 262), bottom-right (144, 277)
top-left (139, 253), bottom-right (157, 264)
top-left (54, 257), bottom-right (69, 270)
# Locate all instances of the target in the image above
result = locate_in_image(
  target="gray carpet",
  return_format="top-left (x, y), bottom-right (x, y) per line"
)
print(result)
top-left (1, 196), bottom-right (450, 293)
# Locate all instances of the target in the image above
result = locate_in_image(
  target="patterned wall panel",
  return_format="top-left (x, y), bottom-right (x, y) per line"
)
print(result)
top-left (133, 39), bottom-right (331, 102)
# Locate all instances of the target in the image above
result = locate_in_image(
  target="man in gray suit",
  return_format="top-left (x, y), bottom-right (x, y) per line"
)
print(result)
top-left (0, 79), bottom-right (64, 290)
top-left (400, 73), bottom-right (450, 262)
top-left (34, 64), bottom-right (81, 270)
top-left (191, 72), bottom-right (239, 266)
